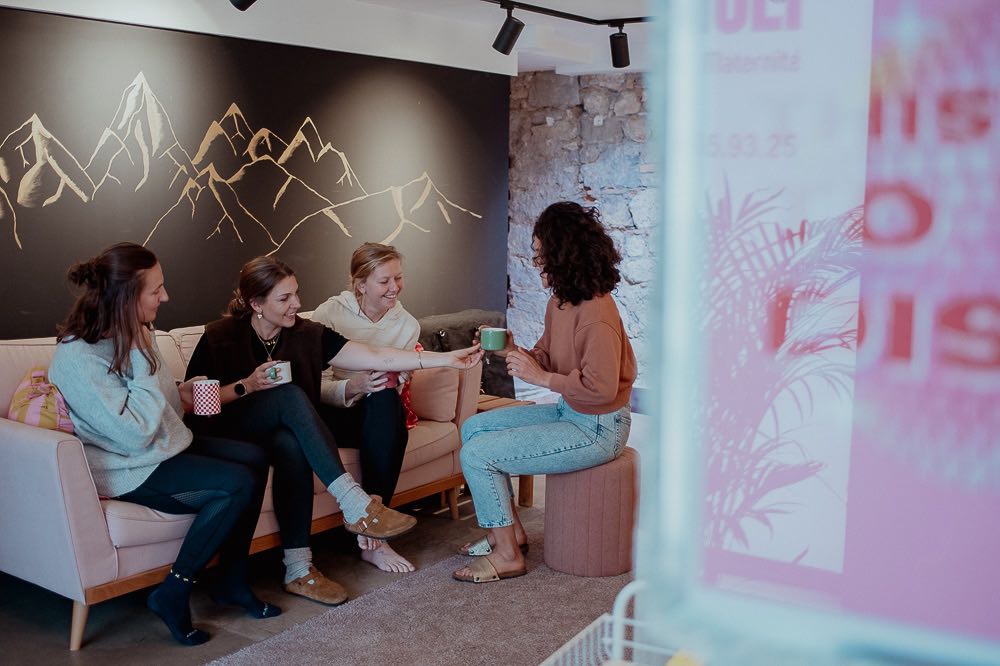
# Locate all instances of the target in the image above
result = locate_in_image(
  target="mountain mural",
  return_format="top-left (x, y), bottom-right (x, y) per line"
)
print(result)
top-left (0, 4), bottom-right (509, 341)
top-left (0, 71), bottom-right (482, 255)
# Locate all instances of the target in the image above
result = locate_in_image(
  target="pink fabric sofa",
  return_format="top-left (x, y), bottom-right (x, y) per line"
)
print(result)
top-left (0, 316), bottom-right (482, 650)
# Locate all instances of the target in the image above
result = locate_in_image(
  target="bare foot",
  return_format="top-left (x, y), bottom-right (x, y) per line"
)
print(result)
top-left (458, 530), bottom-right (528, 555)
top-left (357, 534), bottom-right (380, 551)
top-left (356, 496), bottom-right (383, 551)
top-left (360, 540), bottom-right (416, 573)
top-left (453, 550), bottom-right (525, 580)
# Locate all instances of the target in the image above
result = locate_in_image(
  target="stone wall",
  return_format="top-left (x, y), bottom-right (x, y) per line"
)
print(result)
top-left (508, 71), bottom-right (656, 389)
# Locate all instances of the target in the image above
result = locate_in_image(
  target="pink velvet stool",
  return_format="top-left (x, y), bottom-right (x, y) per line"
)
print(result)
top-left (543, 447), bottom-right (639, 577)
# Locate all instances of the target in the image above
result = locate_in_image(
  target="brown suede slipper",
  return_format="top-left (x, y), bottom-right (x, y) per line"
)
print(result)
top-left (344, 498), bottom-right (417, 540)
top-left (284, 566), bottom-right (348, 606)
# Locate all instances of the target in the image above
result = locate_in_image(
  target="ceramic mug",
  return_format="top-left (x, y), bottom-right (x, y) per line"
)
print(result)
top-left (267, 361), bottom-right (292, 385)
top-left (192, 379), bottom-right (221, 416)
top-left (382, 371), bottom-right (400, 389)
top-left (480, 327), bottom-right (508, 351)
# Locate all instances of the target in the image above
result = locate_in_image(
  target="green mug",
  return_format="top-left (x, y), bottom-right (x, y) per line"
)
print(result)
top-left (480, 327), bottom-right (508, 351)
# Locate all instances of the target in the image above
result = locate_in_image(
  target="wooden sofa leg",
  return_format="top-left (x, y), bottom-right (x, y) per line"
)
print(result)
top-left (446, 486), bottom-right (460, 520)
top-left (70, 601), bottom-right (89, 651)
top-left (518, 474), bottom-right (535, 508)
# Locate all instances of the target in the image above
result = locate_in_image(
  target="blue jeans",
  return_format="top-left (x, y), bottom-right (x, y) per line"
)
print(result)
top-left (187, 383), bottom-right (348, 549)
top-left (460, 398), bottom-right (631, 528)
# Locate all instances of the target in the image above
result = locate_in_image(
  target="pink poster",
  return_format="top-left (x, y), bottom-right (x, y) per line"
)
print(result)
top-left (844, 0), bottom-right (1000, 641)
top-left (700, 0), bottom-right (1000, 644)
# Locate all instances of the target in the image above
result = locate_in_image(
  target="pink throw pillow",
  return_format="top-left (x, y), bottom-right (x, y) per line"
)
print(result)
top-left (408, 367), bottom-right (460, 423)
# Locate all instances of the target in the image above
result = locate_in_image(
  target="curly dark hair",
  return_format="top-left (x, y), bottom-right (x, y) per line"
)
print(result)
top-left (532, 202), bottom-right (622, 306)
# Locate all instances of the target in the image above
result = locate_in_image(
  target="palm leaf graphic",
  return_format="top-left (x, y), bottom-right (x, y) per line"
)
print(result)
top-left (704, 180), bottom-right (862, 552)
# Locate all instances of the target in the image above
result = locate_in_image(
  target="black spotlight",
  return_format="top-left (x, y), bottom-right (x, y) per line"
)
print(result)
top-left (492, 6), bottom-right (525, 55)
top-left (230, 0), bottom-right (258, 10)
top-left (610, 25), bottom-right (630, 68)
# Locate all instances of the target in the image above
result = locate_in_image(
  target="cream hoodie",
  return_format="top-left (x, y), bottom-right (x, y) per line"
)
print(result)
top-left (311, 290), bottom-right (420, 407)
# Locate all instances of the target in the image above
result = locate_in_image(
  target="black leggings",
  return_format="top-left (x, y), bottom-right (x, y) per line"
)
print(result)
top-left (118, 436), bottom-right (268, 581)
top-left (319, 388), bottom-right (408, 502)
top-left (187, 384), bottom-right (348, 550)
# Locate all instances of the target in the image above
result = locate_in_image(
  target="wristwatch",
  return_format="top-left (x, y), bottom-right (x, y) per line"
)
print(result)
top-left (234, 381), bottom-right (247, 397)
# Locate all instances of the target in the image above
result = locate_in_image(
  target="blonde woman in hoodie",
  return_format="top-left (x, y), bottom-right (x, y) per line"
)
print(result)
top-left (312, 243), bottom-right (420, 573)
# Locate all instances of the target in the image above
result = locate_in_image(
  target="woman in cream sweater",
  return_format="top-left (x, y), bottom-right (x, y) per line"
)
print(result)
top-left (312, 243), bottom-right (420, 573)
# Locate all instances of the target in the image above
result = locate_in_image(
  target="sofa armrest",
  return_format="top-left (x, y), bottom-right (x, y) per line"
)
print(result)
top-left (452, 361), bottom-right (483, 432)
top-left (0, 418), bottom-right (117, 602)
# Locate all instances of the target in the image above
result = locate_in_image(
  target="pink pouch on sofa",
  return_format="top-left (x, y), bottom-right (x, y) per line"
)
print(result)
top-left (7, 365), bottom-right (75, 434)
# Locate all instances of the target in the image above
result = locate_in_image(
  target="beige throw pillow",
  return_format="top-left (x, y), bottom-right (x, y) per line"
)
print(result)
top-left (408, 367), bottom-right (460, 422)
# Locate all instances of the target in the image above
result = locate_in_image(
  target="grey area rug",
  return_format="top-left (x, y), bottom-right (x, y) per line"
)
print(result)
top-left (211, 536), bottom-right (630, 666)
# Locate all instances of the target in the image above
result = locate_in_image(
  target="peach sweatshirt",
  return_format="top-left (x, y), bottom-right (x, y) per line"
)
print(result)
top-left (530, 293), bottom-right (636, 415)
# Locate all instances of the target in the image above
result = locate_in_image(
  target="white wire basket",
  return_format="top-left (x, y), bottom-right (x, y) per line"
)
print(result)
top-left (540, 581), bottom-right (679, 666)
top-left (539, 613), bottom-right (616, 666)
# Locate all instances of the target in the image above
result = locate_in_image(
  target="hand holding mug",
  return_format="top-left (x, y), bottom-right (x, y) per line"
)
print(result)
top-left (177, 375), bottom-right (206, 413)
top-left (246, 360), bottom-right (282, 393)
top-left (266, 361), bottom-right (292, 385)
top-left (382, 371), bottom-right (400, 389)
top-left (347, 370), bottom-right (393, 396)
top-left (476, 325), bottom-right (515, 356)
top-left (444, 344), bottom-right (484, 370)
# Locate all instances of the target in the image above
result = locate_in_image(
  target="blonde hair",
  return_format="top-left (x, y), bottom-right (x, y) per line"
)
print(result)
top-left (350, 243), bottom-right (403, 299)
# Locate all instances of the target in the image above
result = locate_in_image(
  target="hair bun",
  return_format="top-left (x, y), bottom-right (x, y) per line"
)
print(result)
top-left (68, 259), bottom-right (101, 288)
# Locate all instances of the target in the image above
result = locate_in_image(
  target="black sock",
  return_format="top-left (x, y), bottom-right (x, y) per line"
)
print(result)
top-left (147, 572), bottom-right (210, 646)
top-left (211, 568), bottom-right (282, 619)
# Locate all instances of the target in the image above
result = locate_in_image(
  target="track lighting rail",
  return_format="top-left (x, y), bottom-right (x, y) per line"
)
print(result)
top-left (478, 0), bottom-right (652, 28)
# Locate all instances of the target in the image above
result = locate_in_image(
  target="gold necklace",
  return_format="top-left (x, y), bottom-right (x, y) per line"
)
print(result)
top-left (252, 323), bottom-right (281, 361)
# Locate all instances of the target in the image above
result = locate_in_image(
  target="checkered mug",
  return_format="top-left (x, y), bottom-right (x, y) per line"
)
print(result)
top-left (192, 379), bottom-right (222, 416)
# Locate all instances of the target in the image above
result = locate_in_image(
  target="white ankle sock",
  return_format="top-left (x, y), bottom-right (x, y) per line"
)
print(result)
top-left (328, 473), bottom-right (372, 524)
top-left (283, 547), bottom-right (312, 584)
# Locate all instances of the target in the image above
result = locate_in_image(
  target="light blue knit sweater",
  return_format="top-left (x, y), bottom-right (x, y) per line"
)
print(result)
top-left (49, 338), bottom-right (193, 498)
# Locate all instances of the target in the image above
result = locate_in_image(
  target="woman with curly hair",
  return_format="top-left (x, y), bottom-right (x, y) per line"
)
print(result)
top-left (453, 201), bottom-right (636, 583)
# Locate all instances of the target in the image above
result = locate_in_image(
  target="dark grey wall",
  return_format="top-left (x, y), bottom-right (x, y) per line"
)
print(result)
top-left (0, 8), bottom-right (509, 338)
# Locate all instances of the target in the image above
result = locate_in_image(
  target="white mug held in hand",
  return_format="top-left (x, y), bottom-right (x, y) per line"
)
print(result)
top-left (267, 361), bottom-right (292, 385)
top-left (192, 379), bottom-right (222, 416)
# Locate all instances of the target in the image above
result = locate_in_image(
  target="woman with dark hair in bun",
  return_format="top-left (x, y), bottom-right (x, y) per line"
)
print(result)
top-left (49, 242), bottom-right (280, 646)
top-left (454, 202), bottom-right (636, 584)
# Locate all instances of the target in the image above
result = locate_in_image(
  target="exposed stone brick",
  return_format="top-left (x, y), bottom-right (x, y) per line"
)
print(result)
top-left (624, 114), bottom-right (649, 143)
top-left (580, 143), bottom-right (642, 190)
top-left (583, 73), bottom-right (627, 91)
top-left (628, 188), bottom-right (658, 229)
top-left (613, 90), bottom-right (642, 116)
top-left (527, 72), bottom-right (581, 108)
top-left (582, 88), bottom-right (612, 116)
top-left (626, 235), bottom-right (647, 257)
top-left (508, 72), bottom-right (656, 387)
top-left (580, 114), bottom-right (624, 145)
top-left (622, 258), bottom-right (657, 285)
top-left (592, 194), bottom-right (633, 230)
